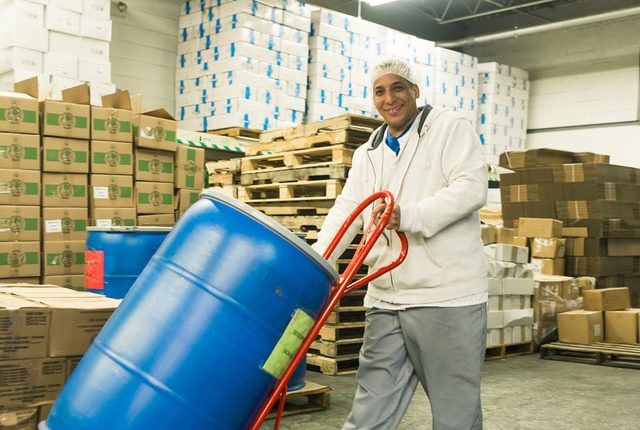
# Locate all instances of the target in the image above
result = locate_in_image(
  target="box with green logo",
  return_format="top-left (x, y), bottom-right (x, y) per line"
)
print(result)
top-left (0, 241), bottom-right (40, 278)
top-left (90, 140), bottom-right (133, 175)
top-left (42, 240), bottom-right (86, 276)
top-left (42, 173), bottom-right (88, 207)
top-left (90, 174), bottom-right (134, 208)
top-left (41, 84), bottom-right (90, 139)
top-left (0, 133), bottom-right (40, 170)
top-left (0, 206), bottom-right (40, 242)
top-left (42, 208), bottom-right (88, 241)
top-left (0, 169), bottom-right (40, 205)
top-left (43, 137), bottom-right (89, 173)
top-left (43, 275), bottom-right (85, 291)
top-left (175, 144), bottom-right (205, 190)
top-left (91, 90), bottom-right (133, 142)
top-left (137, 214), bottom-right (175, 226)
top-left (90, 207), bottom-right (136, 227)
top-left (132, 102), bottom-right (177, 152)
top-left (135, 181), bottom-right (173, 214)
top-left (1, 78), bottom-right (40, 134)
top-left (175, 189), bottom-right (200, 219)
top-left (134, 149), bottom-right (174, 183)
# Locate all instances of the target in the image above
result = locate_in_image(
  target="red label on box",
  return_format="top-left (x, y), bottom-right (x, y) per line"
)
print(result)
top-left (84, 250), bottom-right (104, 290)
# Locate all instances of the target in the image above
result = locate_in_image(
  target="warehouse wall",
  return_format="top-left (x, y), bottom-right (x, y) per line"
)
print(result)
top-left (463, 14), bottom-right (640, 168)
top-left (110, 0), bottom-right (180, 113)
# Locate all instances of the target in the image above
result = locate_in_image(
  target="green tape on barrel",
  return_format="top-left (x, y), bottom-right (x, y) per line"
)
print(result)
top-left (262, 308), bottom-right (314, 379)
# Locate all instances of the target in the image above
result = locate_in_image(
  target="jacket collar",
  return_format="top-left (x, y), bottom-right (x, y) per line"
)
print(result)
top-left (369, 104), bottom-right (433, 151)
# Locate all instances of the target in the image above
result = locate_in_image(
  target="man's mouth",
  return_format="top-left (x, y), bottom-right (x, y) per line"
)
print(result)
top-left (386, 106), bottom-right (403, 114)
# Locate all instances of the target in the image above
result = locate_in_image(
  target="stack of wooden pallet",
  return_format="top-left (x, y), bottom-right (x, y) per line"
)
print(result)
top-left (239, 113), bottom-right (383, 375)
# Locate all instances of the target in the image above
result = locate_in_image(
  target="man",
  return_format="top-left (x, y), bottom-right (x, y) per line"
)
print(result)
top-left (311, 58), bottom-right (489, 430)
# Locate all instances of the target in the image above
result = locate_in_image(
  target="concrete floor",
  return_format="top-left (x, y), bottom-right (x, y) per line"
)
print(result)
top-left (264, 353), bottom-right (640, 430)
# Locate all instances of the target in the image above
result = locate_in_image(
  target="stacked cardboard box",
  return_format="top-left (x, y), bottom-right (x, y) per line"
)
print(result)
top-left (176, 0), bottom-right (311, 131)
top-left (89, 90), bottom-right (136, 230)
top-left (477, 62), bottom-right (529, 166)
top-left (0, 0), bottom-right (116, 106)
top-left (174, 143), bottom-right (205, 221)
top-left (484, 242), bottom-right (535, 347)
top-left (0, 82), bottom-right (41, 283)
top-left (133, 99), bottom-right (177, 226)
top-left (0, 284), bottom-right (120, 423)
top-left (433, 47), bottom-right (478, 128)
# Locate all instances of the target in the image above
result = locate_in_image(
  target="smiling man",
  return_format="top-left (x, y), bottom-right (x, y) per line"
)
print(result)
top-left (312, 58), bottom-right (489, 429)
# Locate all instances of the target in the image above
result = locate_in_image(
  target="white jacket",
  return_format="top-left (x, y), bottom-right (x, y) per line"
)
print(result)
top-left (312, 106), bottom-right (488, 305)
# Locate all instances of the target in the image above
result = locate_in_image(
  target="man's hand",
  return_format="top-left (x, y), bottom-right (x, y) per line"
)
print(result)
top-left (372, 201), bottom-right (401, 230)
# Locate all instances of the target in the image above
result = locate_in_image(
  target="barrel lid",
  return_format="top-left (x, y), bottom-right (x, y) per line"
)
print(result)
top-left (200, 190), bottom-right (338, 284)
top-left (86, 226), bottom-right (173, 233)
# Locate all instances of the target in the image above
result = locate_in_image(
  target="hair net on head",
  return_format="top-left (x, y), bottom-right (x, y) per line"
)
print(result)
top-left (371, 57), bottom-right (418, 87)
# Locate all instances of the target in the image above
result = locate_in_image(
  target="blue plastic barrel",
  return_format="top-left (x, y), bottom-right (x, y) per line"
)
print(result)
top-left (85, 226), bottom-right (172, 299)
top-left (41, 190), bottom-right (337, 430)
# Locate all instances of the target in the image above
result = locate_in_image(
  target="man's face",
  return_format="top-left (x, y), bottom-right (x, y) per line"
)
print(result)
top-left (373, 74), bottom-right (420, 135)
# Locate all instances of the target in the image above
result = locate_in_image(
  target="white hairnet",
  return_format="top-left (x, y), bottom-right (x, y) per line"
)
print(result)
top-left (371, 57), bottom-right (418, 87)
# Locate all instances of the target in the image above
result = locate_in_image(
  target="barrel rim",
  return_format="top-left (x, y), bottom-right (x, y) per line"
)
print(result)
top-left (199, 190), bottom-right (339, 284)
top-left (87, 226), bottom-right (173, 233)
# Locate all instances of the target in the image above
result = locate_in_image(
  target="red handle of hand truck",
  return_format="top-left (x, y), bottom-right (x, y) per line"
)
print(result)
top-left (249, 190), bottom-right (409, 430)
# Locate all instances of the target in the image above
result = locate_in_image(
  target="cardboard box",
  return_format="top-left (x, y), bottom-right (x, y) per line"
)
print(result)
top-left (566, 256), bottom-right (633, 277)
top-left (40, 84), bottom-right (91, 139)
top-left (530, 258), bottom-right (565, 276)
top-left (137, 214), bottom-right (175, 226)
top-left (531, 238), bottom-right (566, 259)
top-left (480, 224), bottom-right (496, 245)
top-left (0, 277), bottom-right (40, 284)
top-left (557, 310), bottom-right (603, 344)
top-left (66, 355), bottom-right (82, 380)
top-left (175, 144), bottom-right (205, 190)
top-left (91, 90), bottom-right (133, 142)
top-left (0, 285), bottom-right (96, 299)
top-left (0, 79), bottom-right (39, 134)
top-left (499, 148), bottom-right (574, 170)
top-left (90, 140), bottom-right (133, 175)
top-left (135, 181), bottom-right (174, 214)
top-left (605, 309), bottom-right (640, 344)
top-left (517, 218), bottom-right (563, 238)
top-left (583, 288), bottom-right (630, 311)
top-left (132, 107), bottom-right (177, 152)
top-left (42, 240), bottom-right (85, 276)
top-left (175, 188), bottom-right (199, 218)
top-left (608, 239), bottom-right (640, 257)
top-left (484, 243), bottom-right (529, 263)
top-left (90, 207), bottom-right (136, 227)
top-left (42, 137), bottom-right (89, 173)
top-left (0, 293), bottom-right (49, 360)
top-left (42, 173), bottom-right (87, 207)
top-left (0, 357), bottom-right (66, 408)
top-left (0, 169), bottom-right (40, 205)
top-left (552, 163), bottom-right (635, 183)
top-left (42, 275), bottom-right (85, 291)
top-left (0, 406), bottom-right (39, 430)
top-left (42, 207), bottom-right (88, 241)
top-left (0, 133), bottom-right (40, 170)
top-left (90, 174), bottom-right (134, 208)
top-left (134, 149), bottom-right (174, 183)
top-left (0, 241), bottom-right (40, 278)
top-left (0, 206), bottom-right (39, 242)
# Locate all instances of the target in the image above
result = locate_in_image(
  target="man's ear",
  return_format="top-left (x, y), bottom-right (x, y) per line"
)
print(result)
top-left (412, 84), bottom-right (420, 98)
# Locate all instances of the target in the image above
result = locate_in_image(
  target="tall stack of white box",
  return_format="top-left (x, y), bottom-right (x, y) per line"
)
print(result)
top-left (433, 47), bottom-right (478, 128)
top-left (477, 62), bottom-right (529, 166)
top-left (0, 0), bottom-right (115, 105)
top-left (176, 0), bottom-right (311, 131)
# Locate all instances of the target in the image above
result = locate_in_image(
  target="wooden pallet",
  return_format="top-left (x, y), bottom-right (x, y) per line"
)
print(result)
top-left (241, 145), bottom-right (354, 173)
top-left (249, 201), bottom-right (334, 216)
top-left (240, 164), bottom-right (350, 186)
top-left (267, 381), bottom-right (331, 419)
top-left (310, 338), bottom-right (364, 358)
top-left (319, 321), bottom-right (365, 341)
top-left (271, 215), bottom-right (326, 233)
top-left (206, 159), bottom-right (242, 173)
top-left (306, 352), bottom-right (360, 376)
top-left (238, 179), bottom-right (343, 202)
top-left (208, 172), bottom-right (235, 185)
top-left (246, 129), bottom-right (368, 156)
top-left (327, 306), bottom-right (366, 324)
top-left (540, 341), bottom-right (640, 369)
top-left (207, 127), bottom-right (261, 140)
top-left (485, 342), bottom-right (534, 360)
top-left (259, 114), bottom-right (383, 144)
top-left (336, 289), bottom-right (366, 308)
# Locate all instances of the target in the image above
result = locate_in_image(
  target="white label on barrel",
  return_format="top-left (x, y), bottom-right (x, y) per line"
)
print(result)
top-left (262, 308), bottom-right (314, 379)
top-left (93, 186), bottom-right (109, 199)
top-left (96, 218), bottom-right (112, 228)
top-left (45, 219), bottom-right (63, 233)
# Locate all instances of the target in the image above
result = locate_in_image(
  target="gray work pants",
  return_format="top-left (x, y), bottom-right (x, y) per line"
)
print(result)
top-left (343, 303), bottom-right (487, 430)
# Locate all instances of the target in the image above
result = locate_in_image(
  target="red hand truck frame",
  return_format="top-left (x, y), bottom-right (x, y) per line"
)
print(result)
top-left (249, 190), bottom-right (409, 430)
